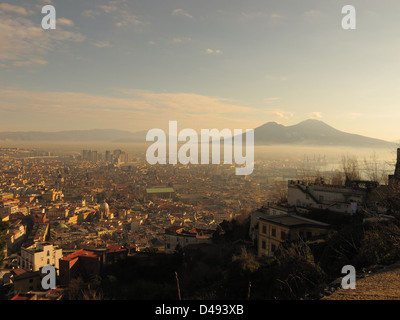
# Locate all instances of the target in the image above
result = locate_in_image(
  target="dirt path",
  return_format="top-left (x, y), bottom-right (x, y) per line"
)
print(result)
top-left (322, 262), bottom-right (400, 300)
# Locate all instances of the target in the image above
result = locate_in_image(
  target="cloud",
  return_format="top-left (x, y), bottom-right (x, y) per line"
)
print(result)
top-left (0, 88), bottom-right (262, 131)
top-left (84, 2), bottom-right (142, 28)
top-left (0, 11), bottom-right (85, 63)
top-left (81, 10), bottom-right (100, 18)
top-left (0, 3), bottom-right (28, 16)
top-left (205, 48), bottom-right (222, 55)
top-left (92, 41), bottom-right (111, 48)
top-left (12, 59), bottom-right (48, 67)
top-left (57, 18), bottom-right (75, 27)
top-left (303, 10), bottom-right (323, 22)
top-left (115, 13), bottom-right (142, 27)
top-left (98, 5), bottom-right (119, 14)
top-left (307, 112), bottom-right (323, 119)
top-left (263, 97), bottom-right (281, 104)
top-left (172, 37), bottom-right (192, 44)
top-left (119, 90), bottom-right (254, 115)
top-left (269, 13), bottom-right (285, 24)
top-left (172, 9), bottom-right (193, 19)
top-left (272, 110), bottom-right (294, 119)
top-left (12, 61), bottom-right (33, 67)
top-left (270, 13), bottom-right (283, 20)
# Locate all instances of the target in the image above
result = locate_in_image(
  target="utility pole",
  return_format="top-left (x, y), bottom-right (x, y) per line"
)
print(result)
top-left (175, 271), bottom-right (181, 300)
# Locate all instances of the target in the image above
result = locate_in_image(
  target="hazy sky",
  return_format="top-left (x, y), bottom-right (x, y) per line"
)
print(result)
top-left (1, 0), bottom-right (400, 141)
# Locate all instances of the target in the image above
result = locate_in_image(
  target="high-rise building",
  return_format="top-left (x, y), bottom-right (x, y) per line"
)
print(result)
top-left (105, 150), bottom-right (112, 162)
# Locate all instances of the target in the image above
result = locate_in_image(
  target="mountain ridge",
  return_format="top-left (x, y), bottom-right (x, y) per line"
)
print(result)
top-left (0, 119), bottom-right (394, 148)
top-left (251, 119), bottom-right (393, 148)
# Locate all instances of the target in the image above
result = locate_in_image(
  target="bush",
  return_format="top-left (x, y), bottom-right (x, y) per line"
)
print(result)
top-left (272, 241), bottom-right (327, 299)
top-left (354, 222), bottom-right (400, 267)
top-left (313, 222), bottom-right (365, 278)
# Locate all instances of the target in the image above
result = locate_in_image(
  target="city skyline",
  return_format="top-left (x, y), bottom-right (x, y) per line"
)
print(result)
top-left (1, 0), bottom-right (400, 141)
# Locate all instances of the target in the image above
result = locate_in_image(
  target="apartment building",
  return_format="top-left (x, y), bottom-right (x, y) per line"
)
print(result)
top-left (287, 180), bottom-right (367, 214)
top-left (18, 242), bottom-right (63, 272)
top-left (257, 214), bottom-right (329, 257)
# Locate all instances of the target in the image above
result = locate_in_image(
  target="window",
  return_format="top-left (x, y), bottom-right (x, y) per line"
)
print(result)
top-left (47, 259), bottom-right (50, 264)
top-left (47, 251), bottom-right (50, 256)
top-left (262, 240), bottom-right (266, 249)
top-left (271, 244), bottom-right (276, 252)
top-left (271, 228), bottom-right (276, 237)
top-left (262, 225), bottom-right (266, 234)
top-left (281, 231), bottom-right (286, 240)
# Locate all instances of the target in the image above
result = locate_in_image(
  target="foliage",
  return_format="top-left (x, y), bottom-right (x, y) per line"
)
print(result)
top-left (313, 217), bottom-right (400, 279)
top-left (213, 215), bottom-right (251, 244)
top-left (312, 222), bottom-right (365, 278)
top-left (272, 241), bottom-right (327, 299)
top-left (0, 221), bottom-right (9, 266)
top-left (353, 221), bottom-right (400, 266)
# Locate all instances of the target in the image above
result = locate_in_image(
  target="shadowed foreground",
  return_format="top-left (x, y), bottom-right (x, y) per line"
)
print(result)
top-left (322, 262), bottom-right (400, 300)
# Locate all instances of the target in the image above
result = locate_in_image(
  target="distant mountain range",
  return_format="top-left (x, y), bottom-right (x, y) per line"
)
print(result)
top-left (249, 119), bottom-right (394, 148)
top-left (0, 119), bottom-right (394, 148)
top-left (0, 129), bottom-right (148, 143)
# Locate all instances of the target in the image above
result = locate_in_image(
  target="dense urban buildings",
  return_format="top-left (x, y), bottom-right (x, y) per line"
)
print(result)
top-left (0, 146), bottom-right (400, 300)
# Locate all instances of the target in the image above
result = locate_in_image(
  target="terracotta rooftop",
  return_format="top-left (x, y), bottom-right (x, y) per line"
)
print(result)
top-left (61, 248), bottom-right (98, 261)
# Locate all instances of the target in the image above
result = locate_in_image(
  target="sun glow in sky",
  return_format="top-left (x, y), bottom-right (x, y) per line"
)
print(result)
top-left (1, 0), bottom-right (400, 141)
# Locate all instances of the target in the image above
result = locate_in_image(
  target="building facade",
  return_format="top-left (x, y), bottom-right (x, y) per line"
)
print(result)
top-left (18, 242), bottom-right (63, 272)
top-left (257, 214), bottom-right (329, 257)
top-left (164, 226), bottom-right (214, 254)
top-left (287, 180), bottom-right (366, 214)
top-left (59, 249), bottom-right (101, 287)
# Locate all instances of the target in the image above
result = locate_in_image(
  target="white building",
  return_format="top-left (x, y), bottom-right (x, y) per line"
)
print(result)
top-left (164, 226), bottom-right (214, 254)
top-left (287, 180), bottom-right (366, 214)
top-left (18, 242), bottom-right (62, 272)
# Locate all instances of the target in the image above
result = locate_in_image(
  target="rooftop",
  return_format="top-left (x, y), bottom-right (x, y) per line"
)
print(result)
top-left (259, 214), bottom-right (330, 228)
top-left (61, 248), bottom-right (98, 261)
top-left (146, 188), bottom-right (175, 194)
